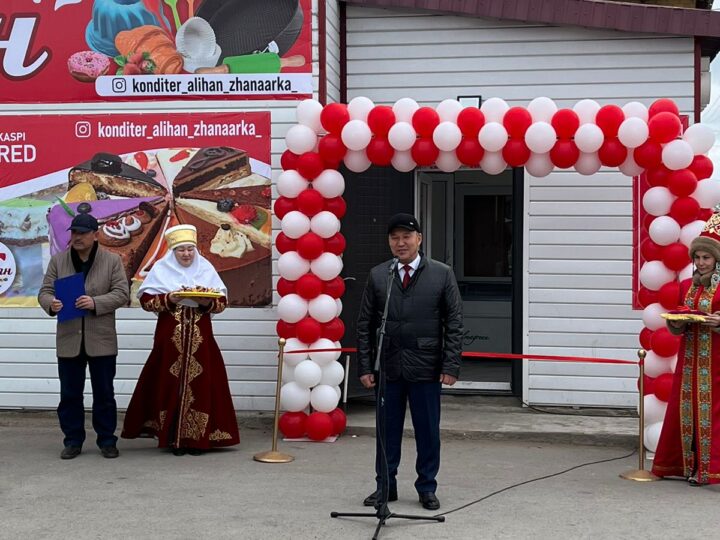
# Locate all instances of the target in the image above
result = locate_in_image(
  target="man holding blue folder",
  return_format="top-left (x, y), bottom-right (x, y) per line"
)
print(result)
top-left (38, 212), bottom-right (129, 460)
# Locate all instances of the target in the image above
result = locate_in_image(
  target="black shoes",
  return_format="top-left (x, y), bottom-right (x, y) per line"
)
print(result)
top-left (418, 492), bottom-right (440, 510)
top-left (60, 446), bottom-right (82, 460)
top-left (100, 446), bottom-right (119, 459)
top-left (187, 448), bottom-right (203, 456)
top-left (363, 488), bottom-right (398, 507)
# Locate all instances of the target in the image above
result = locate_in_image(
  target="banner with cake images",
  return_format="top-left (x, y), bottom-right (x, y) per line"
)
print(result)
top-left (0, 0), bottom-right (311, 103)
top-left (0, 111), bottom-right (272, 308)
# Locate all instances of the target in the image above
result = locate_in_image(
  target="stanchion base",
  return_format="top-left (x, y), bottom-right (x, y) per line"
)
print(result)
top-left (619, 469), bottom-right (660, 482)
top-left (253, 450), bottom-right (294, 463)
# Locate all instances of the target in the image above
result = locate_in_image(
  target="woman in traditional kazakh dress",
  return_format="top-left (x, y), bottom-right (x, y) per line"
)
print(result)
top-left (122, 224), bottom-right (239, 455)
top-left (652, 212), bottom-right (720, 485)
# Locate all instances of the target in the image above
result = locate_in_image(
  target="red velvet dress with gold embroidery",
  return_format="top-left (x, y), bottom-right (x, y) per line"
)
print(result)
top-left (121, 293), bottom-right (240, 449)
top-left (652, 278), bottom-right (720, 484)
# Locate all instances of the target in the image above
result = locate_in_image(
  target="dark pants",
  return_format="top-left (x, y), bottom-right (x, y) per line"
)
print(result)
top-left (57, 348), bottom-right (118, 448)
top-left (376, 378), bottom-right (442, 494)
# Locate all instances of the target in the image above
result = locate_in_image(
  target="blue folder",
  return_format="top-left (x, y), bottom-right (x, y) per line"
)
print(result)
top-left (54, 273), bottom-right (87, 322)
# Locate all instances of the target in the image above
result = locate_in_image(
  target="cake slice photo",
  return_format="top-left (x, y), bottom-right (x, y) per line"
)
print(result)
top-left (165, 147), bottom-right (252, 196)
top-left (69, 152), bottom-right (167, 199)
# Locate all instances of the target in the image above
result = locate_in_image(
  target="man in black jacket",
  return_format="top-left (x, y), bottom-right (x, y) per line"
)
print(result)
top-left (357, 213), bottom-right (463, 511)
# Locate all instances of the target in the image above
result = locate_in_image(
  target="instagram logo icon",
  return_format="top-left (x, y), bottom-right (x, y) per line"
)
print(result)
top-left (75, 121), bottom-right (92, 138)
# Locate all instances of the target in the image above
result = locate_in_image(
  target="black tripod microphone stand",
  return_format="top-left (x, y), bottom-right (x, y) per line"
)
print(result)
top-left (330, 258), bottom-right (444, 539)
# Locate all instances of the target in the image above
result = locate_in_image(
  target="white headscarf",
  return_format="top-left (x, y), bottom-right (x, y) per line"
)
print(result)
top-left (137, 247), bottom-right (227, 298)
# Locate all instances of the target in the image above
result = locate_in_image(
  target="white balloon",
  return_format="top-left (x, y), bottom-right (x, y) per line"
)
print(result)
top-left (433, 122), bottom-right (462, 152)
top-left (574, 152), bottom-right (602, 176)
top-left (296, 99), bottom-right (324, 133)
top-left (334, 385), bottom-right (342, 401)
top-left (284, 338), bottom-right (310, 366)
top-left (692, 178), bottom-right (720, 209)
top-left (313, 170), bottom-right (345, 198)
top-left (480, 97), bottom-right (509, 123)
top-left (277, 251), bottom-right (311, 281)
top-left (617, 117), bottom-right (649, 149)
top-left (310, 211), bottom-right (341, 238)
top-left (679, 263), bottom-right (693, 281)
top-left (393, 98), bottom-right (420, 123)
top-left (436, 99), bottom-right (463, 122)
top-left (639, 260), bottom-right (676, 291)
top-left (527, 97), bottom-right (558, 123)
top-left (277, 294), bottom-right (309, 324)
top-left (670, 354), bottom-right (679, 373)
top-left (524, 152), bottom-right (554, 177)
top-left (643, 186), bottom-right (675, 216)
top-left (618, 153), bottom-right (644, 177)
top-left (280, 381), bottom-right (311, 412)
top-left (310, 384), bottom-right (340, 413)
top-left (436, 150), bottom-right (461, 172)
top-left (348, 96), bottom-right (375, 121)
top-left (388, 122), bottom-right (417, 151)
top-left (644, 351), bottom-right (675, 378)
top-left (478, 122), bottom-right (508, 152)
top-left (335, 298), bottom-right (343, 317)
top-left (308, 294), bottom-right (338, 323)
top-left (294, 359), bottom-right (323, 388)
top-left (648, 215), bottom-right (681, 246)
top-left (621, 101), bottom-right (649, 121)
top-left (644, 394), bottom-right (668, 425)
top-left (662, 140), bottom-right (694, 171)
top-left (391, 150), bottom-right (416, 172)
top-left (281, 211), bottom-right (311, 239)
top-left (644, 421), bottom-right (663, 453)
top-left (524, 122), bottom-right (556, 154)
top-left (573, 99), bottom-right (600, 124)
top-left (285, 124), bottom-right (317, 154)
top-left (683, 123), bottom-right (715, 155)
top-left (480, 151), bottom-right (507, 175)
top-left (309, 338), bottom-right (339, 366)
top-left (320, 361), bottom-right (345, 387)
top-left (277, 169), bottom-right (309, 198)
top-left (311, 253), bottom-right (343, 280)
top-left (642, 302), bottom-right (668, 331)
top-left (343, 150), bottom-right (371, 173)
top-left (574, 123), bottom-right (604, 153)
top-left (341, 119), bottom-right (372, 151)
top-left (281, 362), bottom-right (296, 383)
top-left (680, 220), bottom-right (705, 247)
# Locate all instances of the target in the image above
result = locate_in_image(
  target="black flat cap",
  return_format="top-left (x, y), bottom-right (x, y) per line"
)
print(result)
top-left (68, 213), bottom-right (98, 233)
top-left (387, 213), bottom-right (421, 234)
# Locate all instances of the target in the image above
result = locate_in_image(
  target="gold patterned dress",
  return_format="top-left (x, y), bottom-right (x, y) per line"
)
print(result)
top-left (121, 293), bottom-right (240, 449)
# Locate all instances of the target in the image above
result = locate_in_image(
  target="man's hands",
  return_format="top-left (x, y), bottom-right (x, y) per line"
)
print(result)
top-left (360, 374), bottom-right (375, 389)
top-left (50, 298), bottom-right (63, 313)
top-left (440, 374), bottom-right (457, 386)
top-left (75, 295), bottom-right (95, 311)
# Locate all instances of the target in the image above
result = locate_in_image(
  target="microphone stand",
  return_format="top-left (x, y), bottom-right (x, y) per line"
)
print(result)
top-left (331, 258), bottom-right (445, 539)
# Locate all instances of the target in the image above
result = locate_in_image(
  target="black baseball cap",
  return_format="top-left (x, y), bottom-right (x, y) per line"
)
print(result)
top-left (68, 213), bottom-right (99, 233)
top-left (387, 213), bottom-right (421, 234)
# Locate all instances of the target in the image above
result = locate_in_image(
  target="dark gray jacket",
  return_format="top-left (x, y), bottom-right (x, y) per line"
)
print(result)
top-left (357, 255), bottom-right (463, 382)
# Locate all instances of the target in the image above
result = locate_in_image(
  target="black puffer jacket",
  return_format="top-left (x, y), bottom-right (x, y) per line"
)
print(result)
top-left (357, 255), bottom-right (463, 382)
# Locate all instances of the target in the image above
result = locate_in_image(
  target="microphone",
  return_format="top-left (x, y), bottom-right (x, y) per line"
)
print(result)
top-left (389, 257), bottom-right (399, 275)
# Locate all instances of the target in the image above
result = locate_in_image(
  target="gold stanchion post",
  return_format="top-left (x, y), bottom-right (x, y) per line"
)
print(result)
top-left (254, 338), bottom-right (295, 463)
top-left (620, 349), bottom-right (659, 481)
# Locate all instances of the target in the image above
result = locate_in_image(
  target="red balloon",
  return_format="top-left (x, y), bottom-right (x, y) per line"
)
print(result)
top-left (502, 139), bottom-right (530, 167)
top-left (646, 165), bottom-right (670, 187)
top-left (296, 316), bottom-right (322, 344)
top-left (641, 238), bottom-right (663, 261)
top-left (297, 188), bottom-right (325, 216)
top-left (670, 197), bottom-right (700, 226)
top-left (328, 407), bottom-right (347, 435)
top-left (699, 208), bottom-right (714, 221)
top-left (648, 112), bottom-right (682, 144)
top-left (277, 278), bottom-right (296, 297)
top-left (297, 152), bottom-right (325, 180)
top-left (637, 287), bottom-right (658, 308)
top-left (275, 232), bottom-right (297, 254)
top-left (551, 109), bottom-right (580, 139)
top-left (549, 139), bottom-right (580, 169)
top-left (412, 107), bottom-right (440, 138)
top-left (503, 107), bottom-right (532, 138)
top-left (276, 320), bottom-right (296, 339)
top-left (455, 137), bottom-right (484, 166)
top-left (325, 196), bottom-right (347, 219)
top-left (306, 412), bottom-right (334, 441)
top-left (411, 138), bottom-right (439, 166)
top-left (367, 106), bottom-right (396, 137)
top-left (281, 150), bottom-right (299, 170)
top-left (325, 232), bottom-right (346, 255)
top-left (296, 274), bottom-right (323, 300)
top-left (667, 169), bottom-right (698, 197)
top-left (658, 281), bottom-right (681, 310)
top-left (653, 372), bottom-right (674, 402)
top-left (643, 214), bottom-right (656, 232)
top-left (457, 107), bottom-right (485, 137)
top-left (640, 374), bottom-right (655, 396)
top-left (639, 328), bottom-right (654, 350)
top-left (323, 276), bottom-right (346, 298)
top-left (274, 197), bottom-right (297, 220)
top-left (649, 98), bottom-right (680, 118)
top-left (598, 137), bottom-right (627, 167)
top-left (366, 137), bottom-right (395, 166)
top-left (321, 103), bottom-right (350, 135)
top-left (296, 232), bottom-right (325, 260)
top-left (662, 242), bottom-right (690, 271)
top-left (595, 105), bottom-right (625, 137)
top-left (318, 134), bottom-right (347, 164)
top-left (651, 327), bottom-right (681, 358)
top-left (322, 318), bottom-right (345, 341)
top-left (689, 154), bottom-right (714, 180)
top-left (279, 411), bottom-right (308, 438)
top-left (633, 141), bottom-right (663, 169)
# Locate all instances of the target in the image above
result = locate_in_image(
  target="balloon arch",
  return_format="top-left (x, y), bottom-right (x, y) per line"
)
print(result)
top-left (273, 96), bottom-right (717, 446)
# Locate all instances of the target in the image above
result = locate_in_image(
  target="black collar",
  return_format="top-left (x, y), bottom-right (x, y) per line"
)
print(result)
top-left (71, 241), bottom-right (99, 276)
